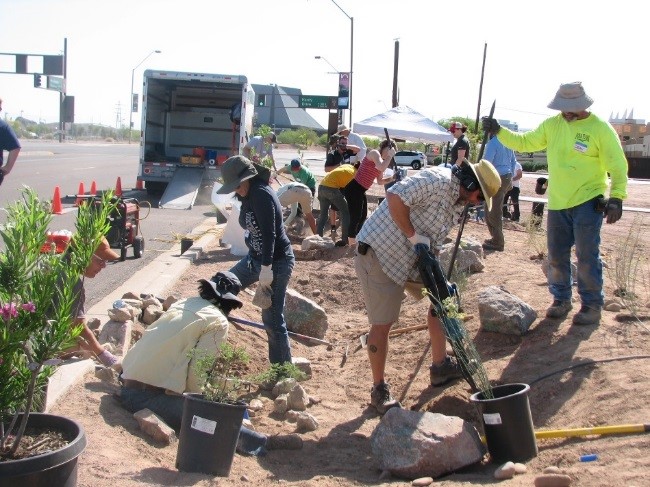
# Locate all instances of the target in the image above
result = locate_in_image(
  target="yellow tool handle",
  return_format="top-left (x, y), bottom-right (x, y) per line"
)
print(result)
top-left (534, 423), bottom-right (649, 440)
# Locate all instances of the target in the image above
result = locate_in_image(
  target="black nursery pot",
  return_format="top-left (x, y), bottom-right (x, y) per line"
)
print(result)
top-left (0, 413), bottom-right (87, 487)
top-left (470, 383), bottom-right (538, 463)
top-left (175, 393), bottom-right (247, 477)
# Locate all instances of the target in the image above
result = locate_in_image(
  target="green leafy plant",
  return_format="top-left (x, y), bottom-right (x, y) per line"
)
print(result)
top-left (252, 362), bottom-right (307, 385)
top-left (192, 343), bottom-right (251, 403)
top-left (0, 188), bottom-right (116, 459)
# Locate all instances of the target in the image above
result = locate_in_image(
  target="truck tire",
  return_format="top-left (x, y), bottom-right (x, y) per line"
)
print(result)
top-left (133, 236), bottom-right (144, 258)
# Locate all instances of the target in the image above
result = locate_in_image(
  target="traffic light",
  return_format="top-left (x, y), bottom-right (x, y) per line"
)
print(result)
top-left (33, 74), bottom-right (42, 88)
top-left (132, 93), bottom-right (139, 113)
top-left (257, 94), bottom-right (266, 107)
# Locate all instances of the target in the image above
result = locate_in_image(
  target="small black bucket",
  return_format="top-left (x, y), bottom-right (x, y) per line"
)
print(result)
top-left (470, 383), bottom-right (538, 463)
top-left (180, 238), bottom-right (194, 255)
top-left (175, 394), bottom-right (246, 477)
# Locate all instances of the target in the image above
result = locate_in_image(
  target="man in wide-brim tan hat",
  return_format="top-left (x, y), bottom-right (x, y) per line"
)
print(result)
top-left (482, 81), bottom-right (628, 326)
top-left (353, 158), bottom-right (500, 415)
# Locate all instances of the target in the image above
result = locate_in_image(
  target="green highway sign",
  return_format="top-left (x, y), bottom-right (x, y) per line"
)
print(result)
top-left (47, 76), bottom-right (65, 92)
top-left (299, 95), bottom-right (338, 109)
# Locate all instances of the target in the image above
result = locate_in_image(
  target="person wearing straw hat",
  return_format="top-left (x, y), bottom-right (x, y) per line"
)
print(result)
top-left (216, 155), bottom-right (295, 364)
top-left (336, 124), bottom-right (367, 164)
top-left (354, 160), bottom-right (501, 414)
top-left (482, 81), bottom-right (628, 326)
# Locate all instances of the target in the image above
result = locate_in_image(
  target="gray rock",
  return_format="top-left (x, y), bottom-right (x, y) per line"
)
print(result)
top-left (98, 320), bottom-right (132, 356)
top-left (296, 412), bottom-right (319, 432)
top-left (142, 305), bottom-right (164, 325)
top-left (142, 296), bottom-right (162, 308)
top-left (273, 394), bottom-right (288, 414)
top-left (162, 295), bottom-right (179, 311)
top-left (107, 306), bottom-right (133, 322)
top-left (273, 378), bottom-right (297, 398)
top-left (478, 286), bottom-right (538, 335)
top-left (291, 356), bottom-right (312, 379)
top-left (301, 235), bottom-right (335, 250)
top-left (440, 246), bottom-right (485, 275)
top-left (287, 384), bottom-right (309, 411)
top-left (370, 408), bottom-right (485, 479)
top-left (494, 461), bottom-right (516, 479)
top-left (284, 289), bottom-right (329, 339)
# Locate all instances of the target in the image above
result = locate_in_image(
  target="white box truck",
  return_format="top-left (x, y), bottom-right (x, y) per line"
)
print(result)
top-left (137, 70), bottom-right (254, 209)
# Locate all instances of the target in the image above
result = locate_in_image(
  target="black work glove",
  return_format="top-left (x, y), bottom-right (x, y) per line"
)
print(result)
top-left (481, 117), bottom-right (501, 134)
top-left (605, 197), bottom-right (623, 224)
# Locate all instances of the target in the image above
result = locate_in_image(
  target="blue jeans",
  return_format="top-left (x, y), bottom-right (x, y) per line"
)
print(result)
top-left (119, 387), bottom-right (268, 456)
top-left (230, 251), bottom-right (295, 364)
top-left (546, 198), bottom-right (604, 308)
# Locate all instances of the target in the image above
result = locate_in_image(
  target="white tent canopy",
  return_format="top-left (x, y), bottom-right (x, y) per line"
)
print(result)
top-left (353, 105), bottom-right (454, 144)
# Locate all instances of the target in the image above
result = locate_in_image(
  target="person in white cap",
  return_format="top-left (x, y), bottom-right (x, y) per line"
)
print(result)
top-left (354, 159), bottom-right (501, 415)
top-left (482, 81), bottom-right (628, 326)
top-left (336, 124), bottom-right (367, 163)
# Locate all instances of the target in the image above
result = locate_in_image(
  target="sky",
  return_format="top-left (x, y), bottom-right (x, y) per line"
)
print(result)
top-left (1, 0), bottom-right (649, 133)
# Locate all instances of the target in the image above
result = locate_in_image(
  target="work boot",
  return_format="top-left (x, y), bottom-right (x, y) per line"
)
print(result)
top-left (429, 356), bottom-right (463, 387)
top-left (545, 300), bottom-right (573, 319)
top-left (482, 241), bottom-right (504, 251)
top-left (572, 305), bottom-right (602, 326)
top-left (266, 434), bottom-right (303, 450)
top-left (370, 382), bottom-right (401, 415)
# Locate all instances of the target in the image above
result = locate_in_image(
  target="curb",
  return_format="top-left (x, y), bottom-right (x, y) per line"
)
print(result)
top-left (46, 217), bottom-right (223, 410)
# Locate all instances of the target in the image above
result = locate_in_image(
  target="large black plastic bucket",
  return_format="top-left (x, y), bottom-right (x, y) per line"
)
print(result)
top-left (175, 394), bottom-right (246, 477)
top-left (470, 383), bottom-right (538, 463)
top-left (0, 413), bottom-right (87, 487)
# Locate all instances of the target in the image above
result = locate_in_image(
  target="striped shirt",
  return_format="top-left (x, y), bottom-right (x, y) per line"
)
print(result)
top-left (357, 167), bottom-right (464, 285)
top-left (354, 155), bottom-right (380, 190)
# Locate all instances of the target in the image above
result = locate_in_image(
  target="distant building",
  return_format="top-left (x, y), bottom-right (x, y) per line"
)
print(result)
top-left (608, 109), bottom-right (650, 156)
top-left (251, 84), bottom-right (326, 134)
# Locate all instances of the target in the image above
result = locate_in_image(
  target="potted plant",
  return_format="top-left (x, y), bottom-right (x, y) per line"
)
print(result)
top-left (176, 342), bottom-right (251, 477)
top-left (0, 188), bottom-right (115, 486)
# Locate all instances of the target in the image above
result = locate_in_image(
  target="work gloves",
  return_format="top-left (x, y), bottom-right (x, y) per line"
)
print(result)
top-left (605, 197), bottom-right (623, 224)
top-left (259, 265), bottom-right (273, 290)
top-left (408, 232), bottom-right (430, 251)
top-left (481, 117), bottom-right (501, 135)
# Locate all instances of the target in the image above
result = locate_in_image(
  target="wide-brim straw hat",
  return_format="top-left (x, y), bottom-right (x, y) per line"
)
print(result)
top-left (468, 159), bottom-right (501, 211)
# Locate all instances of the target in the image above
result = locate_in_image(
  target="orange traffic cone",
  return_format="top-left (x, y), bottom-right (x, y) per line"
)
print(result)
top-left (51, 186), bottom-right (63, 215)
top-left (74, 182), bottom-right (86, 206)
top-left (115, 177), bottom-right (123, 197)
top-left (89, 180), bottom-right (97, 196)
top-left (136, 179), bottom-right (144, 190)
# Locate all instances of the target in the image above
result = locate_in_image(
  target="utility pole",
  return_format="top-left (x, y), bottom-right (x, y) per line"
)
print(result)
top-left (392, 39), bottom-right (399, 108)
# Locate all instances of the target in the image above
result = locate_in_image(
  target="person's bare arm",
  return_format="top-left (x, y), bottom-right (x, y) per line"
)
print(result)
top-left (1, 148), bottom-right (20, 175)
top-left (386, 191), bottom-right (414, 238)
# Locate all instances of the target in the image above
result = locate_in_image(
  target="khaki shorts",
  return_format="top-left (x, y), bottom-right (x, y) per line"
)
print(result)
top-left (279, 185), bottom-right (313, 213)
top-left (354, 246), bottom-right (404, 325)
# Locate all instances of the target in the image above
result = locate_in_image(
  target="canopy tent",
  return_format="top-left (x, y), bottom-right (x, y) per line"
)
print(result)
top-left (352, 105), bottom-right (454, 144)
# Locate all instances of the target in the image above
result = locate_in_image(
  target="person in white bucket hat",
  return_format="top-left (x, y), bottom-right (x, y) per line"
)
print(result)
top-left (482, 81), bottom-right (628, 326)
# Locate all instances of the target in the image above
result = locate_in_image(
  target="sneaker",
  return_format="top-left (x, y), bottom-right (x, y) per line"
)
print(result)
top-left (572, 305), bottom-right (602, 326)
top-left (545, 300), bottom-right (573, 319)
top-left (429, 356), bottom-right (463, 387)
top-left (266, 434), bottom-right (303, 450)
top-left (370, 382), bottom-right (401, 415)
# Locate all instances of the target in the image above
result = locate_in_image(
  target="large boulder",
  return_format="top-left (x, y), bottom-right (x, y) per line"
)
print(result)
top-left (370, 408), bottom-right (485, 479)
top-left (284, 289), bottom-right (328, 339)
top-left (477, 286), bottom-right (538, 335)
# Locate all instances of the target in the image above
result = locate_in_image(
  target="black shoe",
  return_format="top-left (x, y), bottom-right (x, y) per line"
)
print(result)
top-left (572, 305), bottom-right (602, 325)
top-left (370, 382), bottom-right (401, 415)
top-left (482, 241), bottom-right (504, 251)
top-left (429, 356), bottom-right (463, 387)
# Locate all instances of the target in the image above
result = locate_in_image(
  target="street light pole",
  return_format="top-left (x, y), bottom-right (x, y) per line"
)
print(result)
top-left (129, 49), bottom-right (161, 144)
top-left (328, 0), bottom-right (353, 125)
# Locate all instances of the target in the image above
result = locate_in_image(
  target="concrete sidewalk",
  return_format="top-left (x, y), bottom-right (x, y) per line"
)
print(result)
top-left (45, 217), bottom-right (222, 411)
